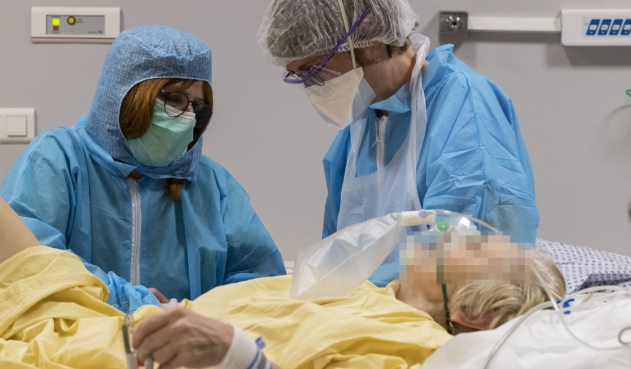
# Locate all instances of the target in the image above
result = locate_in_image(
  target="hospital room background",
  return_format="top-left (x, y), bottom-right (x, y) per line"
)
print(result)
top-left (0, 0), bottom-right (630, 263)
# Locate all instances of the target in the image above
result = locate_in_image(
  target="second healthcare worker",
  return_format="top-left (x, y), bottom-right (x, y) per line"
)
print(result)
top-left (259, 0), bottom-right (539, 284)
top-left (1, 25), bottom-right (285, 313)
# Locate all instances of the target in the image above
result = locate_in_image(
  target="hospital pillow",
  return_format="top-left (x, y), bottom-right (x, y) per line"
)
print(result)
top-left (536, 238), bottom-right (631, 293)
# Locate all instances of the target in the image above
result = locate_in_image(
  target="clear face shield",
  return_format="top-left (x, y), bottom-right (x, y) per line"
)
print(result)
top-left (283, 5), bottom-right (377, 129)
top-left (282, 7), bottom-right (371, 87)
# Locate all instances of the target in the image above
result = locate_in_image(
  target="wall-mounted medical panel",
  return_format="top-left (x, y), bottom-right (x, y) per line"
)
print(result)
top-left (31, 7), bottom-right (120, 43)
top-left (562, 9), bottom-right (631, 46)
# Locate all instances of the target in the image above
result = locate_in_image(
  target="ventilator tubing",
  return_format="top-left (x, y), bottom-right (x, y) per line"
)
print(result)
top-left (290, 210), bottom-right (435, 300)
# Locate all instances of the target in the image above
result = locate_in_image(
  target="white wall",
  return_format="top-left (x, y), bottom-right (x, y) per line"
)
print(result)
top-left (1, 0), bottom-right (630, 260)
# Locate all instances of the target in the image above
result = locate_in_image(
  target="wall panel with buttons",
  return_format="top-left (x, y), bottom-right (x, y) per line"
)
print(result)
top-left (31, 7), bottom-right (120, 43)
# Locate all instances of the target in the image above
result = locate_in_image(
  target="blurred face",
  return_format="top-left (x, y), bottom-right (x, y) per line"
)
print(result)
top-left (401, 234), bottom-right (532, 285)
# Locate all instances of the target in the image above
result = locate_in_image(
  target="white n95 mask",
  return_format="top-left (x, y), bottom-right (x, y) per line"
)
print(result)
top-left (127, 99), bottom-right (196, 167)
top-left (305, 68), bottom-right (376, 129)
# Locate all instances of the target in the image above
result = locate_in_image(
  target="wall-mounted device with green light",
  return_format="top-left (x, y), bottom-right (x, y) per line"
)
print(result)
top-left (31, 7), bottom-right (120, 43)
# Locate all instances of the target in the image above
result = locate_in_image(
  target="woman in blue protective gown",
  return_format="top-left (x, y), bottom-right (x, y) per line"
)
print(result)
top-left (0, 25), bottom-right (285, 313)
top-left (259, 0), bottom-right (538, 285)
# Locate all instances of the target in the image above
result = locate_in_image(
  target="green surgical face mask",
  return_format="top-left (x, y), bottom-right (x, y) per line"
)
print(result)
top-left (128, 99), bottom-right (196, 167)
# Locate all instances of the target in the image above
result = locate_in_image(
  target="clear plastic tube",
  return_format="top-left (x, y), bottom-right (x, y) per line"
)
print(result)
top-left (483, 286), bottom-right (631, 368)
top-left (483, 265), bottom-right (559, 369)
top-left (557, 288), bottom-right (631, 352)
top-left (483, 300), bottom-right (554, 369)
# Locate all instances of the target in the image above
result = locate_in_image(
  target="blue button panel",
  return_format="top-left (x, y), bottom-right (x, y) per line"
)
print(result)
top-left (598, 19), bottom-right (612, 35)
top-left (586, 18), bottom-right (631, 36)
top-left (586, 19), bottom-right (600, 35)
top-left (610, 19), bottom-right (623, 35)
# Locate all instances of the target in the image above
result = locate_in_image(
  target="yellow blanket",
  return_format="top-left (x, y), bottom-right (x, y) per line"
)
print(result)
top-left (0, 247), bottom-right (451, 368)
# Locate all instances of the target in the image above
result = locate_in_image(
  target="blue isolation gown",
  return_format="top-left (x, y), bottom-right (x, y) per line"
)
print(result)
top-left (0, 26), bottom-right (285, 313)
top-left (323, 45), bottom-right (539, 285)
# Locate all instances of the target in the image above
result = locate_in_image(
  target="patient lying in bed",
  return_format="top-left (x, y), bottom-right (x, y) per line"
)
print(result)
top-left (0, 199), bottom-right (565, 369)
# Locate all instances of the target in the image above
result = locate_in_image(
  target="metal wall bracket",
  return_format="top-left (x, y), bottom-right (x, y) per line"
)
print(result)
top-left (440, 11), bottom-right (469, 37)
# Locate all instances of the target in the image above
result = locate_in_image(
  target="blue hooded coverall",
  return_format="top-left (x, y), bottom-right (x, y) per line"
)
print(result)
top-left (1, 26), bottom-right (286, 313)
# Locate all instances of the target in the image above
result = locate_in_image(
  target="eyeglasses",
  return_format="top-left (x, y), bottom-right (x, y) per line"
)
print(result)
top-left (160, 90), bottom-right (213, 129)
top-left (283, 7), bottom-right (372, 87)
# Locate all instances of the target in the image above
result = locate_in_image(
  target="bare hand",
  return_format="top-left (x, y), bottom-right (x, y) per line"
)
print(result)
top-left (132, 307), bottom-right (233, 369)
top-left (149, 287), bottom-right (169, 303)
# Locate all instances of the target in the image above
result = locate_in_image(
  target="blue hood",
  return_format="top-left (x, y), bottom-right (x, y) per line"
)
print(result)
top-left (86, 25), bottom-right (212, 180)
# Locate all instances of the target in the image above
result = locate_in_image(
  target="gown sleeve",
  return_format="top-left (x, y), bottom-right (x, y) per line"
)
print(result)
top-left (221, 175), bottom-right (286, 284)
top-left (0, 132), bottom-right (160, 312)
top-left (419, 72), bottom-right (539, 243)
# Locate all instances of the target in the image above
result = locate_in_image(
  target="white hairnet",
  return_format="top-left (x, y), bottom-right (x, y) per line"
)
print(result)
top-left (258, 0), bottom-right (419, 66)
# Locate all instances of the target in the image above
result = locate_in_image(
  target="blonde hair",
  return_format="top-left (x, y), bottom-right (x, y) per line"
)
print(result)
top-left (119, 78), bottom-right (213, 202)
top-left (451, 251), bottom-right (566, 329)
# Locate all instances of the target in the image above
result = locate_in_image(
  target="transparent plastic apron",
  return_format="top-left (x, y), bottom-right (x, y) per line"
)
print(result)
top-left (337, 33), bottom-right (431, 233)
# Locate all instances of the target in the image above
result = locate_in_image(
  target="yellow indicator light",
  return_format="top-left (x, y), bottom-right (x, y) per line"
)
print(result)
top-left (52, 17), bottom-right (60, 26)
top-left (67, 16), bottom-right (76, 25)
